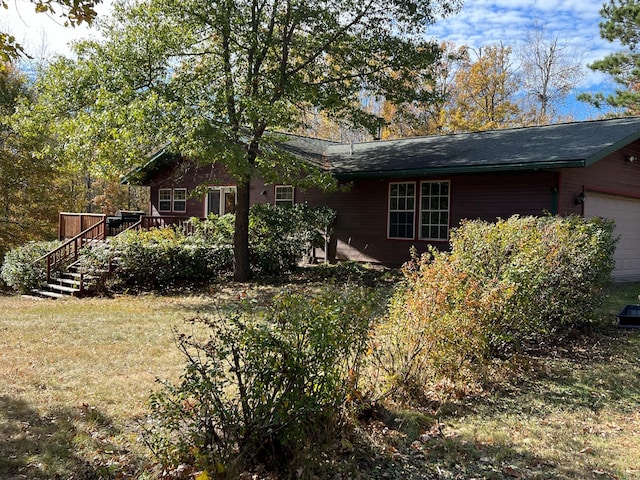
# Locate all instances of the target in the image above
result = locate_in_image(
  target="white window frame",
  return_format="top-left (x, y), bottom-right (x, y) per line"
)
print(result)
top-left (274, 185), bottom-right (295, 207)
top-left (159, 188), bottom-right (172, 212)
top-left (388, 181), bottom-right (416, 240)
top-left (172, 188), bottom-right (187, 213)
top-left (205, 186), bottom-right (237, 216)
top-left (419, 180), bottom-right (450, 241)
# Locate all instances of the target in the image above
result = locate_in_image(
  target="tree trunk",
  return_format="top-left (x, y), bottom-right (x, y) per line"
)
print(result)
top-left (234, 180), bottom-right (252, 281)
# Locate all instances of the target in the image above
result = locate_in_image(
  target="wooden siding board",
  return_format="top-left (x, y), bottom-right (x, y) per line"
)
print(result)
top-left (298, 171), bottom-right (560, 266)
top-left (559, 141), bottom-right (640, 213)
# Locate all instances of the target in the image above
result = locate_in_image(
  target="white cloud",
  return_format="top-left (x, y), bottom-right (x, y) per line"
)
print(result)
top-left (428, 0), bottom-right (620, 98)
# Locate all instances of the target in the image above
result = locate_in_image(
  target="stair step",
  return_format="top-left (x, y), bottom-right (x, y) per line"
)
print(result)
top-left (46, 283), bottom-right (81, 294)
top-left (56, 277), bottom-right (82, 287)
top-left (33, 289), bottom-right (68, 299)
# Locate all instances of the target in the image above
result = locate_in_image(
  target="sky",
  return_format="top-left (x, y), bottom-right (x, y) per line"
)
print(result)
top-left (2, 0), bottom-right (622, 119)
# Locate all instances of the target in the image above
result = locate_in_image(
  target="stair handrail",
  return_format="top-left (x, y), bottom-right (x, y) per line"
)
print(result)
top-left (122, 217), bottom-right (143, 234)
top-left (34, 217), bottom-right (107, 285)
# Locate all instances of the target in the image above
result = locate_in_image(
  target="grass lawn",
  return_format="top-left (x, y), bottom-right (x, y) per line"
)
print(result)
top-left (0, 282), bottom-right (639, 479)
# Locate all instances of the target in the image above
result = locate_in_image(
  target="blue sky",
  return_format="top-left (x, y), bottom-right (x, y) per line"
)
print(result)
top-left (4, 0), bottom-right (622, 119)
top-left (426, 0), bottom-right (621, 119)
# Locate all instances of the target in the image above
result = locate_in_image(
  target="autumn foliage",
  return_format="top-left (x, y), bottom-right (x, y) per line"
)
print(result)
top-left (370, 215), bottom-right (616, 400)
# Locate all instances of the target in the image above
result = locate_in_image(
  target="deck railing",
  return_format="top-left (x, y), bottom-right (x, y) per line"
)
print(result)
top-left (36, 217), bottom-right (107, 287)
top-left (59, 212), bottom-right (106, 240)
top-left (140, 216), bottom-right (200, 234)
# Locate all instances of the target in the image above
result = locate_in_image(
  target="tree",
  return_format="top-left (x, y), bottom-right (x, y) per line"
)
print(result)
top-left (579, 0), bottom-right (640, 114)
top-left (444, 43), bottom-right (522, 132)
top-left (26, 0), bottom-right (462, 281)
top-left (0, 61), bottom-right (71, 259)
top-left (380, 41), bottom-right (465, 138)
top-left (0, 0), bottom-right (101, 60)
top-left (517, 23), bottom-right (585, 125)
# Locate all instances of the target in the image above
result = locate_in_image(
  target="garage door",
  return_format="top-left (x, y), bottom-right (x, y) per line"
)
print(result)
top-left (584, 192), bottom-right (640, 281)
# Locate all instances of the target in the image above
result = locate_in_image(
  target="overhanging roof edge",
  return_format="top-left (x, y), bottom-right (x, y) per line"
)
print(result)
top-left (584, 129), bottom-right (640, 166)
top-left (332, 159), bottom-right (584, 179)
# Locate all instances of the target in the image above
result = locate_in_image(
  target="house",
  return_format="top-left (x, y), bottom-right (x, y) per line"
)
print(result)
top-left (124, 116), bottom-right (640, 281)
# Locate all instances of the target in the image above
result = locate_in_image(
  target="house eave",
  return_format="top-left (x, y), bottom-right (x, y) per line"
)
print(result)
top-left (584, 128), bottom-right (640, 166)
top-left (333, 159), bottom-right (585, 180)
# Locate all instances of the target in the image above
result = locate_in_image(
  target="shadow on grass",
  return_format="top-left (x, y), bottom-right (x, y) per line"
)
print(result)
top-left (332, 418), bottom-right (600, 480)
top-left (0, 395), bottom-right (143, 479)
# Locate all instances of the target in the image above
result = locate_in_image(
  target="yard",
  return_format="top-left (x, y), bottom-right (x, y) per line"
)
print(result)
top-left (0, 281), bottom-right (639, 479)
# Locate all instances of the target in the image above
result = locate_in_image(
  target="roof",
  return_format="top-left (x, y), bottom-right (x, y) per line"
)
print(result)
top-left (327, 116), bottom-right (640, 179)
top-left (125, 117), bottom-right (640, 184)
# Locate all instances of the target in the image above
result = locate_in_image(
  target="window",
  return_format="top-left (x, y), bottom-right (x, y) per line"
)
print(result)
top-left (275, 185), bottom-right (294, 207)
top-left (159, 188), bottom-right (172, 212)
top-left (173, 188), bottom-right (187, 212)
top-left (419, 181), bottom-right (449, 240)
top-left (159, 188), bottom-right (187, 213)
top-left (388, 182), bottom-right (415, 239)
top-left (206, 186), bottom-right (237, 216)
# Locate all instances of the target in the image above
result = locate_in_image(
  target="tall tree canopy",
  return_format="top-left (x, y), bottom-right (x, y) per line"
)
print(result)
top-left (517, 24), bottom-right (585, 125)
top-left (443, 43), bottom-right (522, 132)
top-left (25, 0), bottom-right (462, 280)
top-left (580, 0), bottom-right (640, 114)
top-left (0, 61), bottom-right (71, 258)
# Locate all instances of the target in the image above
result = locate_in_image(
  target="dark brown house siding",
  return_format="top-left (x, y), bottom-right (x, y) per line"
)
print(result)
top-left (298, 171), bottom-right (560, 266)
top-left (138, 139), bottom-right (640, 268)
top-left (558, 141), bottom-right (640, 215)
top-left (147, 162), bottom-right (285, 217)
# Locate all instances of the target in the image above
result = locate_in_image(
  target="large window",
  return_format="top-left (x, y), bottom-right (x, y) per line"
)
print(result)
top-left (159, 188), bottom-right (187, 213)
top-left (206, 186), bottom-right (237, 216)
top-left (275, 185), bottom-right (294, 207)
top-left (388, 182), bottom-right (415, 239)
top-left (173, 188), bottom-right (187, 213)
top-left (159, 188), bottom-right (172, 212)
top-left (419, 181), bottom-right (449, 240)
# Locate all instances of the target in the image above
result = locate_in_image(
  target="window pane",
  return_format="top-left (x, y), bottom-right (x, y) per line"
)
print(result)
top-left (275, 185), bottom-right (294, 206)
top-left (159, 189), bottom-right (171, 212)
top-left (419, 181), bottom-right (450, 240)
top-left (224, 191), bottom-right (236, 214)
top-left (208, 190), bottom-right (221, 216)
top-left (389, 183), bottom-right (415, 239)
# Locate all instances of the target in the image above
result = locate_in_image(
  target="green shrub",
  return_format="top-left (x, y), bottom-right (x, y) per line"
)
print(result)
top-left (97, 228), bottom-right (234, 291)
top-left (450, 215), bottom-right (616, 351)
top-left (77, 204), bottom-right (334, 292)
top-left (146, 286), bottom-right (382, 477)
top-left (190, 213), bottom-right (235, 245)
top-left (371, 215), bottom-right (616, 400)
top-left (249, 203), bottom-right (335, 276)
top-left (1, 241), bottom-right (61, 293)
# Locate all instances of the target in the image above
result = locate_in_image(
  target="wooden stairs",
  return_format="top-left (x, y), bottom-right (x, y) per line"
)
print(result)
top-left (32, 262), bottom-right (96, 299)
top-left (30, 216), bottom-right (126, 299)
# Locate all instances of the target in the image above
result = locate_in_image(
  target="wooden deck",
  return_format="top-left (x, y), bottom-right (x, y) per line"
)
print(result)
top-left (58, 212), bottom-right (202, 240)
